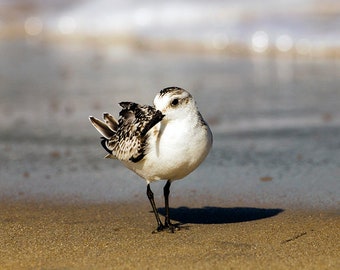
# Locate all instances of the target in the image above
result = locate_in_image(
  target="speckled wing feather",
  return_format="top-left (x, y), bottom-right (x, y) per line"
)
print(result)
top-left (104, 102), bottom-right (164, 163)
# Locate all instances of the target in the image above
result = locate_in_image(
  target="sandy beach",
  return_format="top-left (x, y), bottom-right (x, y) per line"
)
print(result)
top-left (0, 200), bottom-right (338, 269)
top-left (1, 2), bottom-right (340, 267)
top-left (1, 42), bottom-right (339, 269)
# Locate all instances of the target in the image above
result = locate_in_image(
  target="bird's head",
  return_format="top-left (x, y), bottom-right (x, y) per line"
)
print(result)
top-left (153, 87), bottom-right (197, 121)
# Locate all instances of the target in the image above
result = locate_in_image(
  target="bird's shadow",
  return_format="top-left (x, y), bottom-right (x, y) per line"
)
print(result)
top-left (158, 206), bottom-right (283, 224)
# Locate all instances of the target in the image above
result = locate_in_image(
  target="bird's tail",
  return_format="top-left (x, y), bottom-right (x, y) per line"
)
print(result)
top-left (89, 113), bottom-right (118, 139)
top-left (89, 113), bottom-right (119, 159)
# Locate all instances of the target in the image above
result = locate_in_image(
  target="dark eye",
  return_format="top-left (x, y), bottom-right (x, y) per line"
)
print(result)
top-left (171, 98), bottom-right (179, 106)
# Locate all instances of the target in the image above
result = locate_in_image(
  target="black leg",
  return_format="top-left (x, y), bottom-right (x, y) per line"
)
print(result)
top-left (163, 180), bottom-right (180, 232)
top-left (146, 184), bottom-right (164, 233)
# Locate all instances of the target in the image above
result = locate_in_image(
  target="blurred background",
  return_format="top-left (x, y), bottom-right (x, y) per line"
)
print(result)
top-left (1, 0), bottom-right (340, 56)
top-left (0, 0), bottom-right (339, 209)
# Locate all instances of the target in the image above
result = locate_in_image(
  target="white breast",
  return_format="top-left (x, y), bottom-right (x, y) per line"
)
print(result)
top-left (124, 115), bottom-right (212, 182)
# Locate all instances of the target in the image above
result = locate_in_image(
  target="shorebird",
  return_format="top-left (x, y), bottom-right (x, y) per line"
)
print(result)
top-left (89, 87), bottom-right (212, 233)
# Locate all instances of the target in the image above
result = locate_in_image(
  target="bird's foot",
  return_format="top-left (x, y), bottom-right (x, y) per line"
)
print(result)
top-left (164, 221), bottom-right (180, 233)
top-left (151, 222), bottom-right (180, 233)
top-left (152, 223), bottom-right (166, 234)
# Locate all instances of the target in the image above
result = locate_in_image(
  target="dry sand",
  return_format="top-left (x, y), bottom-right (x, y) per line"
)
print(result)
top-left (0, 200), bottom-right (338, 269)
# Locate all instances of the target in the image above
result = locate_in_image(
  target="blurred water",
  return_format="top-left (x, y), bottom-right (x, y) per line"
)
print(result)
top-left (1, 0), bottom-right (340, 57)
top-left (0, 40), bottom-right (339, 209)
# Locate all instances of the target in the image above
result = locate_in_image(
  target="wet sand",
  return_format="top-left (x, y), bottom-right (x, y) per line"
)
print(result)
top-left (0, 200), bottom-right (338, 269)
